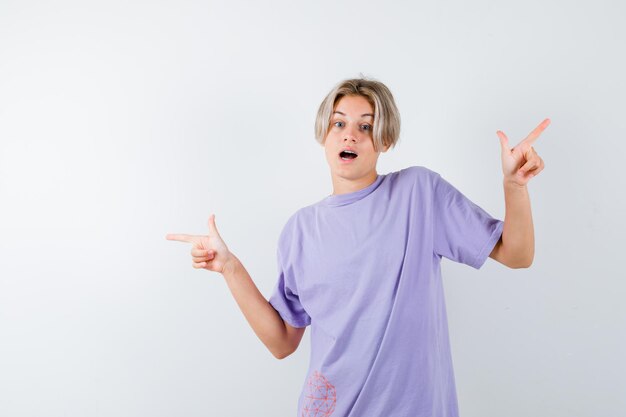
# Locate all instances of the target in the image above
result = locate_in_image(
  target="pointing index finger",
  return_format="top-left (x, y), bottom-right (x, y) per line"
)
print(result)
top-left (165, 233), bottom-right (196, 243)
top-left (522, 118), bottom-right (551, 146)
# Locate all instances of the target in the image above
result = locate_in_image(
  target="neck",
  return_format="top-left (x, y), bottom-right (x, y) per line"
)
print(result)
top-left (330, 170), bottom-right (378, 195)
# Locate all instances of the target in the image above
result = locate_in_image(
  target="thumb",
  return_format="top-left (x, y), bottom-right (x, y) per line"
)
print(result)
top-left (208, 213), bottom-right (223, 240)
top-left (496, 130), bottom-right (509, 154)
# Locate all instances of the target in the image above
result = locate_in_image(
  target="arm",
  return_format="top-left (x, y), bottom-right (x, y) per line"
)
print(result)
top-left (489, 180), bottom-right (534, 268)
top-left (491, 118), bottom-right (549, 268)
top-left (222, 254), bottom-right (305, 359)
top-left (166, 215), bottom-right (304, 359)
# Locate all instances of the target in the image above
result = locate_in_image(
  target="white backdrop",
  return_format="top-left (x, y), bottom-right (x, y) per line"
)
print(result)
top-left (1, 0), bottom-right (624, 416)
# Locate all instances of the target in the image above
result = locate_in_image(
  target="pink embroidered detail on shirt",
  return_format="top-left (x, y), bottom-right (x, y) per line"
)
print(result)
top-left (301, 370), bottom-right (336, 417)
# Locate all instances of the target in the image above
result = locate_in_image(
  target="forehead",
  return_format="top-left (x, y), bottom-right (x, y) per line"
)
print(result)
top-left (333, 95), bottom-right (374, 117)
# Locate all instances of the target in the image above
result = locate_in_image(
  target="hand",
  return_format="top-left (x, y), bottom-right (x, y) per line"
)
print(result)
top-left (497, 118), bottom-right (550, 187)
top-left (166, 214), bottom-right (233, 275)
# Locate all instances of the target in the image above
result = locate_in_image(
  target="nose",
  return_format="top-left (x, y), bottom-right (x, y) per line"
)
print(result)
top-left (343, 124), bottom-right (361, 143)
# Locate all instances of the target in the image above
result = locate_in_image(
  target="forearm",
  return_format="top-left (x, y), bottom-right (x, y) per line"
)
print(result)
top-left (221, 254), bottom-right (291, 359)
top-left (501, 179), bottom-right (535, 267)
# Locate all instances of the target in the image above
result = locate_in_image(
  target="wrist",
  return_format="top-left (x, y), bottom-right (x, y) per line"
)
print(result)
top-left (222, 254), bottom-right (240, 277)
top-left (503, 177), bottom-right (527, 190)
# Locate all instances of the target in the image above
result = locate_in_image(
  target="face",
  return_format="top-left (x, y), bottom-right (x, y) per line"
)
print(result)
top-left (323, 94), bottom-right (390, 194)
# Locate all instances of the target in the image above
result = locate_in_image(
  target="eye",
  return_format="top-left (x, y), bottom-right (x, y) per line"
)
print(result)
top-left (333, 121), bottom-right (344, 128)
top-left (361, 124), bottom-right (371, 131)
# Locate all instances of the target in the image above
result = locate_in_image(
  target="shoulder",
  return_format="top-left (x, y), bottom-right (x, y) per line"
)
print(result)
top-left (399, 165), bottom-right (440, 179)
top-left (277, 206), bottom-right (311, 249)
top-left (392, 165), bottom-right (442, 191)
top-left (278, 209), bottom-right (300, 242)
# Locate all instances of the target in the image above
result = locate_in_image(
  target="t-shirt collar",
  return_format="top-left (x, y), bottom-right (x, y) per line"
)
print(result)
top-left (322, 174), bottom-right (385, 207)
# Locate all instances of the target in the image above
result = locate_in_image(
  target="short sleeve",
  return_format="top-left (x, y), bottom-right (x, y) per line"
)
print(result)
top-left (432, 172), bottom-right (504, 269)
top-left (268, 238), bottom-right (311, 328)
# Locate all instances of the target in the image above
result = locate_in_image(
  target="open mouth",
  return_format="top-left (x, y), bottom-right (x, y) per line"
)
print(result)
top-left (339, 150), bottom-right (358, 160)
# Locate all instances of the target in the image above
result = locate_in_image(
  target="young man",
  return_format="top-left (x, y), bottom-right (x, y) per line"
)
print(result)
top-left (166, 77), bottom-right (548, 417)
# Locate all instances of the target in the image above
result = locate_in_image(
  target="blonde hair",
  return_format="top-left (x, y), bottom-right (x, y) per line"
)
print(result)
top-left (314, 75), bottom-right (401, 152)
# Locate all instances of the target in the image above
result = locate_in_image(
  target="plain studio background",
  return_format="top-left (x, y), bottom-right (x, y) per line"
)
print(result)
top-left (1, 0), bottom-right (624, 416)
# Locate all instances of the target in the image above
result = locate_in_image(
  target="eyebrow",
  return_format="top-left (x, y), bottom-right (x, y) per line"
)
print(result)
top-left (333, 111), bottom-right (374, 119)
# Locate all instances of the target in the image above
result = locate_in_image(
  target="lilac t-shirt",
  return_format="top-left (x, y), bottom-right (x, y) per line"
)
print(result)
top-left (268, 165), bottom-right (504, 417)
